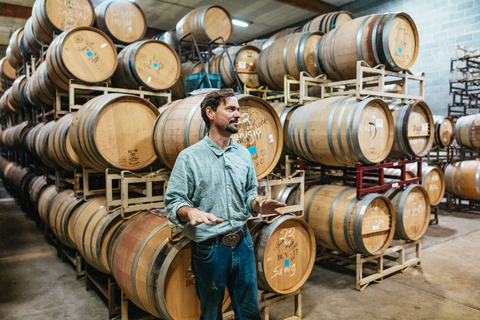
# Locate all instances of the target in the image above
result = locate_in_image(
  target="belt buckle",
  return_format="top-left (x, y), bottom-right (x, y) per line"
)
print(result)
top-left (222, 233), bottom-right (240, 247)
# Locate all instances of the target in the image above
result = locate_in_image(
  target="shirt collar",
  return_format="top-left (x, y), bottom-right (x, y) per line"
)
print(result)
top-left (204, 134), bottom-right (238, 156)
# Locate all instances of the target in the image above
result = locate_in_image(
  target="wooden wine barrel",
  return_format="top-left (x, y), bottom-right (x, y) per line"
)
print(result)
top-left (405, 163), bottom-right (446, 206)
top-left (216, 46), bottom-right (261, 88)
top-left (113, 40), bottom-right (181, 91)
top-left (170, 61), bottom-right (203, 100)
top-left (26, 123), bottom-right (46, 159)
top-left (35, 121), bottom-right (58, 168)
top-left (45, 26), bottom-right (117, 91)
top-left (9, 75), bottom-right (27, 112)
top-left (38, 185), bottom-right (58, 225)
top-left (70, 94), bottom-right (159, 171)
top-left (29, 175), bottom-right (48, 211)
top-left (94, 0), bottom-right (146, 44)
top-left (73, 196), bottom-right (124, 274)
top-left (305, 184), bottom-right (395, 255)
top-left (262, 27), bottom-right (301, 49)
top-left (31, 0), bottom-right (95, 44)
top-left (387, 100), bottom-right (434, 159)
top-left (152, 93), bottom-right (283, 179)
top-left (154, 30), bottom-right (180, 52)
top-left (1, 162), bottom-right (16, 183)
top-left (258, 32), bottom-right (322, 90)
top-left (385, 185), bottom-right (430, 240)
top-left (287, 96), bottom-right (394, 166)
top-left (12, 121), bottom-right (30, 151)
top-left (109, 212), bottom-right (230, 319)
top-left (272, 102), bottom-right (299, 157)
top-left (250, 215), bottom-right (315, 294)
top-left (383, 168), bottom-right (415, 183)
top-left (302, 11), bottom-right (353, 33)
top-left (0, 57), bottom-right (16, 83)
top-left (455, 114), bottom-right (480, 149)
top-left (247, 39), bottom-right (267, 51)
top-left (7, 166), bottom-right (29, 195)
top-left (316, 13), bottom-right (419, 80)
top-left (445, 160), bottom-right (480, 201)
top-left (22, 17), bottom-right (43, 57)
top-left (272, 184), bottom-right (300, 206)
top-left (25, 61), bottom-right (56, 108)
top-left (7, 28), bottom-right (24, 69)
top-left (432, 115), bottom-right (455, 147)
top-left (48, 189), bottom-right (84, 249)
top-left (176, 5), bottom-right (233, 44)
top-left (0, 88), bottom-right (16, 114)
top-left (47, 113), bottom-right (82, 172)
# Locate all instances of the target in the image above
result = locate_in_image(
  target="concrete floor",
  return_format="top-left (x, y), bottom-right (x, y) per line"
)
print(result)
top-left (1, 181), bottom-right (480, 320)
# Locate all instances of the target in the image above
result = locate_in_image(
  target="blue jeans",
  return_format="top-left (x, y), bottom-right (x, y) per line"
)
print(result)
top-left (191, 231), bottom-right (261, 320)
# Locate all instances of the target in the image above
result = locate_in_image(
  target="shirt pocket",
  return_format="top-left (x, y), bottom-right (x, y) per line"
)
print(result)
top-left (232, 164), bottom-right (249, 190)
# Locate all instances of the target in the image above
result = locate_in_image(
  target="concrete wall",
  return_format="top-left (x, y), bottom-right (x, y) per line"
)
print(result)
top-left (341, 0), bottom-right (480, 116)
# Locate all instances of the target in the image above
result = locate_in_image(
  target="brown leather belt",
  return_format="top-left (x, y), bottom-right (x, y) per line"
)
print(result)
top-left (199, 224), bottom-right (248, 247)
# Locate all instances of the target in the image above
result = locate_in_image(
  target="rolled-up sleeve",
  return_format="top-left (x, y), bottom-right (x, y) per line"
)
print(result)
top-left (165, 155), bottom-right (195, 227)
top-left (244, 156), bottom-right (259, 216)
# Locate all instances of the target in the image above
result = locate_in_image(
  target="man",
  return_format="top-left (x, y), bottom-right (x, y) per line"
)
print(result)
top-left (165, 88), bottom-right (286, 320)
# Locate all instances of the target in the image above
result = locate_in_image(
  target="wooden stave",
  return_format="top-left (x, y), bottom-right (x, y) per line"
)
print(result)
top-left (0, 57), bottom-right (17, 82)
top-left (257, 32), bottom-right (322, 90)
top-left (155, 30), bottom-right (180, 52)
top-left (0, 88), bottom-right (16, 115)
top-left (219, 45), bottom-right (261, 88)
top-left (23, 17), bottom-right (43, 57)
top-left (455, 114), bottom-right (480, 149)
top-left (25, 61), bottom-right (56, 108)
top-left (38, 185), bottom-right (58, 225)
top-left (47, 113), bottom-right (82, 172)
top-left (272, 102), bottom-right (299, 157)
top-left (433, 115), bottom-right (455, 147)
top-left (12, 121), bottom-right (30, 151)
top-left (35, 121), bottom-right (58, 168)
top-left (73, 196), bottom-right (125, 274)
top-left (262, 27), bottom-right (302, 50)
top-left (251, 215), bottom-right (316, 294)
top-left (316, 13), bottom-right (419, 80)
top-left (29, 175), bottom-right (48, 211)
top-left (387, 100), bottom-right (434, 159)
top-left (70, 93), bottom-right (160, 171)
top-left (287, 96), bottom-right (394, 166)
top-left (113, 40), bottom-right (181, 91)
top-left (445, 161), bottom-right (480, 201)
top-left (384, 185), bottom-right (431, 241)
top-left (304, 184), bottom-right (395, 255)
top-left (94, 0), bottom-right (147, 45)
top-left (176, 5), bottom-right (233, 44)
top-left (152, 94), bottom-right (283, 179)
top-left (246, 39), bottom-right (267, 51)
top-left (302, 11), bottom-right (353, 33)
top-left (26, 123), bottom-right (46, 159)
top-left (9, 75), bottom-right (27, 112)
top-left (7, 28), bottom-right (25, 69)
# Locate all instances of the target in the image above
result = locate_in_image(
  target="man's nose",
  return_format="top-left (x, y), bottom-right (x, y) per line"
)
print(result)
top-left (234, 109), bottom-right (241, 118)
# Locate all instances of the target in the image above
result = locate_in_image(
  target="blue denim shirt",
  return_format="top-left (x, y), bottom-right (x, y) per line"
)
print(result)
top-left (165, 135), bottom-right (259, 243)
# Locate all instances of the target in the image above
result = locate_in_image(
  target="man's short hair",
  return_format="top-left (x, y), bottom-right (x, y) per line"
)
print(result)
top-left (200, 88), bottom-right (236, 130)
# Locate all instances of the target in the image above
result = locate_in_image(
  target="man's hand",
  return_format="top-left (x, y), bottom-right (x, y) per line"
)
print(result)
top-left (251, 198), bottom-right (286, 215)
top-left (177, 206), bottom-right (224, 226)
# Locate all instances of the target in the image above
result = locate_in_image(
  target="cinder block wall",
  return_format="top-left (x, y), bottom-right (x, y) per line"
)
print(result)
top-left (341, 0), bottom-right (480, 115)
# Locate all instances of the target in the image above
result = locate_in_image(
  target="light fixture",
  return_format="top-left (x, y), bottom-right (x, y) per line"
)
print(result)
top-left (232, 19), bottom-right (249, 28)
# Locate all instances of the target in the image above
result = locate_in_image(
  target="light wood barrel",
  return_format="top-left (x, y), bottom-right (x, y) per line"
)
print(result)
top-left (47, 113), bottom-right (82, 172)
top-left (9, 75), bottom-right (27, 112)
top-left (316, 13), bottom-right (419, 80)
top-left (302, 11), bottom-right (353, 33)
top-left (113, 40), bottom-right (180, 91)
top-left (305, 185), bottom-right (395, 255)
top-left (250, 215), bottom-right (315, 294)
top-left (445, 160), bottom-right (480, 200)
top-left (25, 61), bottom-right (56, 108)
top-left (48, 189), bottom-right (84, 249)
top-left (94, 0), bottom-right (146, 44)
top-left (387, 100), bottom-right (434, 159)
top-left (405, 163), bottom-right (445, 206)
top-left (7, 28), bottom-right (24, 69)
top-left (109, 213), bottom-right (230, 319)
top-left (216, 46), bottom-right (261, 88)
top-left (383, 168), bottom-right (415, 183)
top-left (455, 114), bottom-right (480, 149)
top-left (246, 39), bottom-right (267, 51)
top-left (38, 185), bottom-right (58, 225)
top-left (170, 61), bottom-right (203, 100)
top-left (23, 17), bottom-right (43, 57)
top-left (35, 121), bottom-right (58, 168)
top-left (385, 185), bottom-right (430, 240)
top-left (433, 115), bottom-right (454, 147)
top-left (13, 121), bottom-right (30, 151)
top-left (272, 102), bottom-right (299, 157)
top-left (29, 175), bottom-right (48, 210)
top-left (262, 27), bottom-right (301, 49)
top-left (26, 123), bottom-right (46, 159)
top-left (272, 184), bottom-right (300, 206)
top-left (45, 26), bottom-right (117, 91)
top-left (176, 5), bottom-right (233, 44)
top-left (31, 0), bottom-right (95, 44)
top-left (0, 88), bottom-right (15, 115)
top-left (154, 30), bottom-right (180, 52)
top-left (70, 94), bottom-right (159, 171)
top-left (73, 196), bottom-right (124, 274)
top-left (287, 96), bottom-right (394, 166)
top-left (152, 93), bottom-right (283, 179)
top-left (258, 32), bottom-right (322, 90)
top-left (0, 57), bottom-right (16, 83)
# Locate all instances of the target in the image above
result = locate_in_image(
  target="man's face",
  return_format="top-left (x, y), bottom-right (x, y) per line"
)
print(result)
top-left (209, 96), bottom-right (241, 134)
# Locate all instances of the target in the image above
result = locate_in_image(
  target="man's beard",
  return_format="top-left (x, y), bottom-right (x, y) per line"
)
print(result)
top-left (226, 125), bottom-right (239, 134)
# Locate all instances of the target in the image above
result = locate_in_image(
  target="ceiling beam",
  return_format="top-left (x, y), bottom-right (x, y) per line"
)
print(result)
top-left (0, 3), bottom-right (31, 20)
top-left (274, 0), bottom-right (338, 14)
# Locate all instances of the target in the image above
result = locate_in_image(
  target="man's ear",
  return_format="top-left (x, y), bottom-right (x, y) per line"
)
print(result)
top-left (206, 106), bottom-right (215, 122)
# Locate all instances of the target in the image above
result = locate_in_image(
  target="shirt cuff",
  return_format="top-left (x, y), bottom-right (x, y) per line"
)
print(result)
top-left (246, 195), bottom-right (258, 217)
top-left (167, 202), bottom-right (193, 228)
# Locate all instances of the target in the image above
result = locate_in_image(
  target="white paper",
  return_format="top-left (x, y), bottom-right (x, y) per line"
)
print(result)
top-left (238, 61), bottom-right (247, 69)
top-left (101, 43), bottom-right (107, 48)
top-left (372, 225), bottom-right (380, 230)
top-left (392, 183), bottom-right (399, 188)
top-left (422, 123), bottom-right (429, 131)
top-left (147, 76), bottom-right (151, 83)
top-left (376, 119), bottom-right (383, 128)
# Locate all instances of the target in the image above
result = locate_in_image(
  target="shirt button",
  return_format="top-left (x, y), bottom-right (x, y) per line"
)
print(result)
top-left (227, 185), bottom-right (230, 188)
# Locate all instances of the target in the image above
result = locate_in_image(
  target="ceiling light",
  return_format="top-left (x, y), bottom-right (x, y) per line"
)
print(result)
top-left (232, 19), bottom-right (249, 28)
